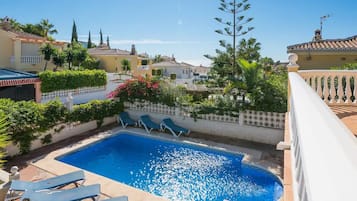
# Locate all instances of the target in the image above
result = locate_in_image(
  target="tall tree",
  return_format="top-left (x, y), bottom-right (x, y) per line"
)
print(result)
top-left (71, 20), bottom-right (78, 44)
top-left (52, 49), bottom-right (66, 71)
top-left (38, 19), bottom-right (58, 39)
top-left (237, 38), bottom-right (261, 62)
top-left (64, 45), bottom-right (74, 70)
top-left (22, 23), bottom-right (42, 36)
top-left (99, 29), bottom-right (103, 45)
top-left (87, 31), bottom-right (92, 49)
top-left (214, 0), bottom-right (254, 78)
top-left (107, 36), bottom-right (110, 48)
top-left (40, 43), bottom-right (55, 71)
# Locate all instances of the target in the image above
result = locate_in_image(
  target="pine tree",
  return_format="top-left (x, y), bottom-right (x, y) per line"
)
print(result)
top-left (71, 20), bottom-right (78, 44)
top-left (87, 31), bottom-right (92, 49)
top-left (107, 36), bottom-right (110, 48)
top-left (208, 0), bottom-right (254, 78)
top-left (99, 29), bottom-right (103, 45)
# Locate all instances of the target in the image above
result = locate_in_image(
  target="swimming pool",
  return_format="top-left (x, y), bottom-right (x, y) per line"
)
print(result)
top-left (57, 132), bottom-right (282, 201)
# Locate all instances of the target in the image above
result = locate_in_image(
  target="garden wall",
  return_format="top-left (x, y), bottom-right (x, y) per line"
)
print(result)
top-left (6, 116), bottom-right (116, 156)
top-left (125, 102), bottom-right (285, 145)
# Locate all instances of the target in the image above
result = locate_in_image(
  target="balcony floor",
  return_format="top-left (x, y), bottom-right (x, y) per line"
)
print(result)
top-left (330, 105), bottom-right (357, 136)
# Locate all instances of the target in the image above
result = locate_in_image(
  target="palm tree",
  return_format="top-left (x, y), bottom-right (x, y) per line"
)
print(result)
top-left (38, 19), bottom-right (58, 39)
top-left (40, 43), bottom-right (55, 71)
top-left (238, 59), bottom-right (261, 93)
top-left (0, 111), bottom-right (9, 168)
top-left (121, 59), bottom-right (131, 73)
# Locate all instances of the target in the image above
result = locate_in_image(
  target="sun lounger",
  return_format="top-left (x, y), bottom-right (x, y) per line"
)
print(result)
top-left (20, 184), bottom-right (100, 201)
top-left (138, 115), bottom-right (161, 133)
top-left (102, 196), bottom-right (129, 201)
top-left (117, 112), bottom-right (137, 128)
top-left (160, 118), bottom-right (190, 137)
top-left (6, 170), bottom-right (85, 201)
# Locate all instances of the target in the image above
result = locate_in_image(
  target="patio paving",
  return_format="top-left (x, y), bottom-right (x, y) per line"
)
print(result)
top-left (330, 105), bottom-right (357, 136)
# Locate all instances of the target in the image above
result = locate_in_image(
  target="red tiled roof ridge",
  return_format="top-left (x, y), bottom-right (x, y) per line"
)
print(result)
top-left (287, 35), bottom-right (357, 52)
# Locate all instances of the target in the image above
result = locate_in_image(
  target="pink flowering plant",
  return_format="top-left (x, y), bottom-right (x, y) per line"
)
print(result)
top-left (108, 76), bottom-right (160, 103)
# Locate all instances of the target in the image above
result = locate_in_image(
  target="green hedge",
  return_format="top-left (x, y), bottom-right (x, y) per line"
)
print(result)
top-left (0, 99), bottom-right (123, 154)
top-left (39, 70), bottom-right (107, 93)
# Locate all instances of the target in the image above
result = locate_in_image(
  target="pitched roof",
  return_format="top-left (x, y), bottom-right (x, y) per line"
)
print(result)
top-left (88, 48), bottom-right (131, 55)
top-left (152, 61), bottom-right (192, 68)
top-left (287, 35), bottom-right (357, 53)
top-left (0, 29), bottom-right (66, 45)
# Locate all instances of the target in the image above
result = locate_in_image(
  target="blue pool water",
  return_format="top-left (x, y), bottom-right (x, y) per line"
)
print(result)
top-left (57, 133), bottom-right (282, 201)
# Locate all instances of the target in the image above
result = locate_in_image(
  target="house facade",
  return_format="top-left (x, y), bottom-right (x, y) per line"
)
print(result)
top-left (88, 44), bottom-right (151, 76)
top-left (0, 17), bottom-right (66, 73)
top-left (287, 31), bottom-right (357, 69)
top-left (152, 60), bottom-right (193, 79)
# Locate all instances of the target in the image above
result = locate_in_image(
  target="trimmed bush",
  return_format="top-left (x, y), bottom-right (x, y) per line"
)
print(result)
top-left (0, 98), bottom-right (123, 154)
top-left (39, 70), bottom-right (107, 93)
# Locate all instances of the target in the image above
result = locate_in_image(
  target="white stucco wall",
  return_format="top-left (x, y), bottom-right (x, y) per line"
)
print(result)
top-left (127, 110), bottom-right (283, 145)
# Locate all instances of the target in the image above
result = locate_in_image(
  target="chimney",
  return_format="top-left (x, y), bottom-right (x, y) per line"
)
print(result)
top-left (313, 29), bottom-right (322, 41)
top-left (130, 44), bottom-right (137, 55)
top-left (1, 16), bottom-right (11, 31)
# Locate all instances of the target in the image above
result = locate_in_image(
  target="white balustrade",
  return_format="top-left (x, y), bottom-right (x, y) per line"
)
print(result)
top-left (20, 56), bottom-right (43, 64)
top-left (42, 86), bottom-right (105, 100)
top-left (299, 70), bottom-right (357, 105)
top-left (289, 72), bottom-right (357, 201)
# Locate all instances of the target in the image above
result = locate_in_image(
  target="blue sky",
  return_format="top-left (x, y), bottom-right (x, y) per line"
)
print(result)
top-left (1, 0), bottom-right (357, 66)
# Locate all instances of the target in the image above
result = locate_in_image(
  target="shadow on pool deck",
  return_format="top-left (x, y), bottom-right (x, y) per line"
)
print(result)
top-left (4, 122), bottom-right (283, 178)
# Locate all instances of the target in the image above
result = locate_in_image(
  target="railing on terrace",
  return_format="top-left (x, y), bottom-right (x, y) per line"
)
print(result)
top-left (42, 86), bottom-right (106, 100)
top-left (287, 54), bottom-right (357, 201)
top-left (299, 70), bottom-right (357, 105)
top-left (124, 101), bottom-right (285, 129)
top-left (20, 56), bottom-right (42, 64)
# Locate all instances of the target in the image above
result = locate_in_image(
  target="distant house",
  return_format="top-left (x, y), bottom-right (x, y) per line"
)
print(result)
top-left (0, 17), bottom-right (67, 72)
top-left (191, 65), bottom-right (210, 75)
top-left (152, 59), bottom-right (193, 79)
top-left (88, 44), bottom-right (151, 76)
top-left (287, 30), bottom-right (357, 69)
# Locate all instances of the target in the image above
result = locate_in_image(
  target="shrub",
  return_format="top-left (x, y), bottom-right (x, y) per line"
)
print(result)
top-left (0, 111), bottom-right (9, 167)
top-left (39, 70), bottom-right (107, 93)
top-left (249, 73), bottom-right (287, 112)
top-left (67, 100), bottom-right (123, 127)
top-left (0, 98), bottom-right (123, 154)
top-left (108, 77), bottom-right (160, 103)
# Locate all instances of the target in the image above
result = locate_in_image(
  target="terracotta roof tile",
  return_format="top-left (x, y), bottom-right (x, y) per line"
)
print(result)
top-left (287, 35), bottom-right (357, 52)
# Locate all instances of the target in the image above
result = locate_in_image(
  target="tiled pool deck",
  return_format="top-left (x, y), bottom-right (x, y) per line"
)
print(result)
top-left (5, 123), bottom-right (283, 201)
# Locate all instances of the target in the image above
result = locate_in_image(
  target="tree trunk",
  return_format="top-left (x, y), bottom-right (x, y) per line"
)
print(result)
top-left (43, 61), bottom-right (48, 71)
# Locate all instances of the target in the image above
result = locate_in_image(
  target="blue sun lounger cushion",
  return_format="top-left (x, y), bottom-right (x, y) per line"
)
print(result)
top-left (6, 170), bottom-right (85, 200)
top-left (160, 118), bottom-right (190, 137)
top-left (138, 115), bottom-right (161, 133)
top-left (20, 184), bottom-right (100, 201)
top-left (117, 112), bottom-right (137, 128)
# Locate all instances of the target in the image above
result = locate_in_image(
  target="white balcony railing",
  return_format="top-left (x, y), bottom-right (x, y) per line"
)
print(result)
top-left (299, 70), bottom-right (357, 105)
top-left (289, 72), bottom-right (357, 201)
top-left (20, 56), bottom-right (42, 64)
